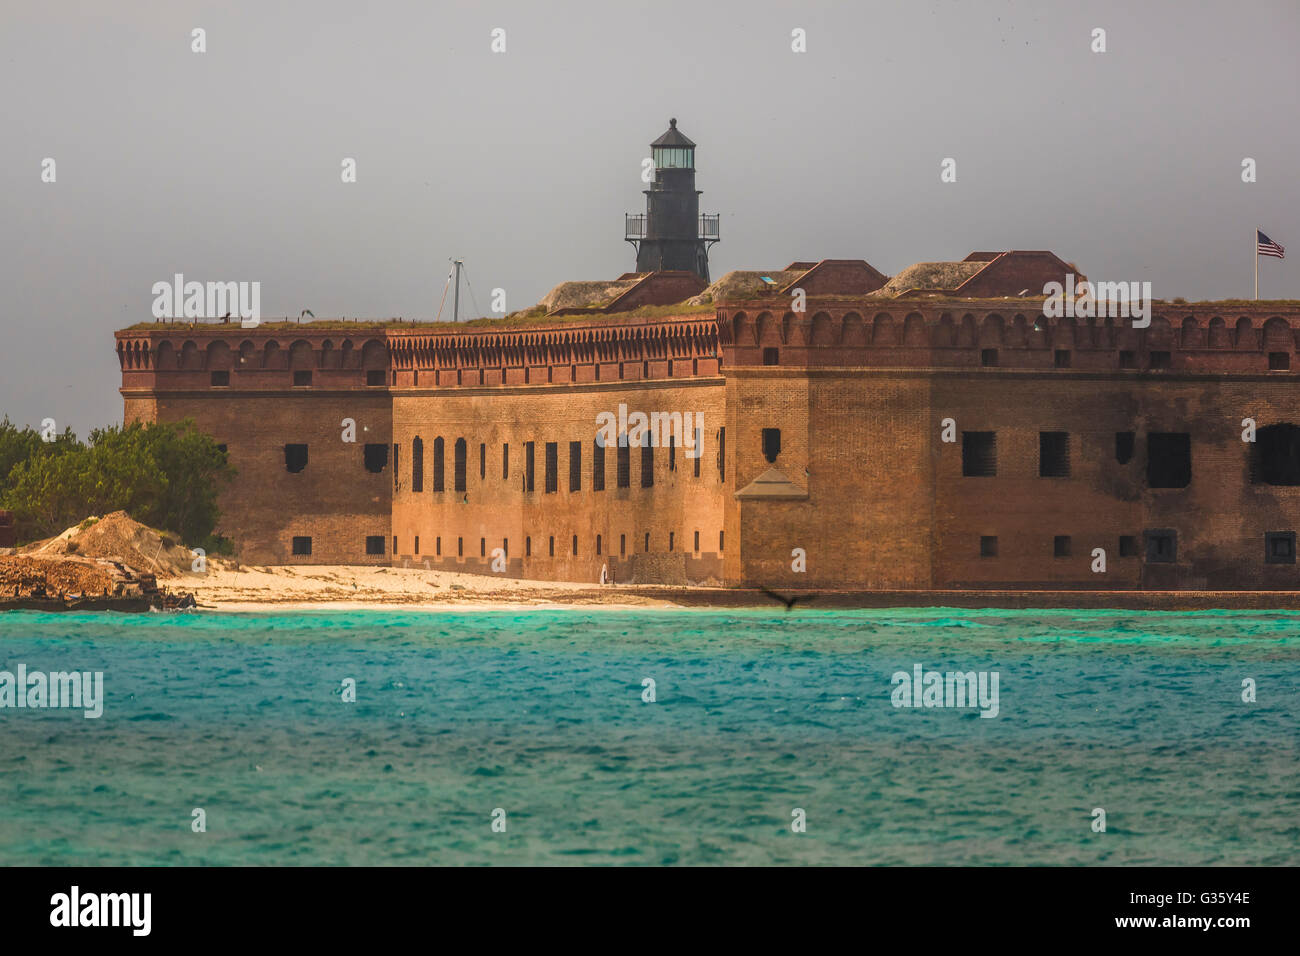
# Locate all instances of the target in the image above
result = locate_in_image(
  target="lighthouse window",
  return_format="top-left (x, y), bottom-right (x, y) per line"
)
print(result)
top-left (652, 147), bottom-right (693, 169)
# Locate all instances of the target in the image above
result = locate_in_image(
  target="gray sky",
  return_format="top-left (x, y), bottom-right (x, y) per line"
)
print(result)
top-left (2, 0), bottom-right (1297, 436)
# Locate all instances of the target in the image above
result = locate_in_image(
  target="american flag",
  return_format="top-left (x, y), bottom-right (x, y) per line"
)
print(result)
top-left (1258, 230), bottom-right (1286, 259)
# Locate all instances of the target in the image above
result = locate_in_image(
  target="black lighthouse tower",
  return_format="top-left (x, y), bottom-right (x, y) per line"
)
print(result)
top-left (625, 119), bottom-right (719, 282)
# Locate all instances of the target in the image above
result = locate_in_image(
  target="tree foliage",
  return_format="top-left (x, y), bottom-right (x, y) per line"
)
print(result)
top-left (0, 418), bottom-right (235, 547)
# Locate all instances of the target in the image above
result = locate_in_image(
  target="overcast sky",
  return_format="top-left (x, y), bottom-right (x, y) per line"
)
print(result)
top-left (2, 0), bottom-right (1298, 435)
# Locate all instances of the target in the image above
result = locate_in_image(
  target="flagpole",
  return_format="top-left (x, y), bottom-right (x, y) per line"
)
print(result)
top-left (1255, 227), bottom-right (1259, 301)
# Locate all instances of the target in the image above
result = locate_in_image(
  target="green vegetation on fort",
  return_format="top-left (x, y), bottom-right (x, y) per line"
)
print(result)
top-left (0, 418), bottom-right (235, 549)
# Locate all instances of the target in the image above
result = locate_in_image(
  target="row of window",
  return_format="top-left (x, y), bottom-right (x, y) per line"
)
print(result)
top-left (759, 347), bottom-right (1295, 371)
top-left (962, 430), bottom-right (1194, 487)
top-left (977, 531), bottom-right (1296, 564)
top-left (211, 370), bottom-right (388, 388)
top-left (289, 531), bottom-right (726, 558)
top-left (404, 432), bottom-right (726, 494)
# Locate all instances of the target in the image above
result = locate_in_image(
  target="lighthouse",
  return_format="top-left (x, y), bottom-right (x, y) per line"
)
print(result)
top-left (625, 119), bottom-right (720, 282)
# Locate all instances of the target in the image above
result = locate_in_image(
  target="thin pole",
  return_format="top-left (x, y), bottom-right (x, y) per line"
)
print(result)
top-left (1255, 227), bottom-right (1259, 301)
top-left (452, 260), bottom-right (462, 323)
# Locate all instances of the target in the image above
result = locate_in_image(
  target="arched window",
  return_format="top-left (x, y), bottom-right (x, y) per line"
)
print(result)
top-left (454, 438), bottom-right (467, 492)
top-left (411, 436), bottom-right (424, 492)
top-left (433, 438), bottom-right (445, 492)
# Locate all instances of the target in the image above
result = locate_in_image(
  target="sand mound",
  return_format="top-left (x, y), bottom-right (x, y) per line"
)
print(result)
top-left (687, 270), bottom-right (804, 305)
top-left (25, 511), bottom-right (195, 578)
top-left (538, 279), bottom-right (638, 313)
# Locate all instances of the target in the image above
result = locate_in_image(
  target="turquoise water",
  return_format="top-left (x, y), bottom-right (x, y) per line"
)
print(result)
top-left (0, 607), bottom-right (1297, 865)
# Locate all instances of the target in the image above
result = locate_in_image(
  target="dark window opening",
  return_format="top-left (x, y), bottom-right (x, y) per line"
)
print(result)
top-left (524, 442), bottom-right (535, 492)
top-left (593, 441), bottom-right (606, 491)
top-left (1270, 352), bottom-right (1291, 371)
top-left (1253, 424), bottom-right (1300, 485)
top-left (525, 536), bottom-right (532, 557)
top-left (293, 370), bottom-right (312, 386)
top-left (363, 443), bottom-right (388, 473)
top-left (544, 442), bottom-right (558, 493)
top-left (719, 530), bottom-right (725, 552)
top-left (366, 369), bottom-right (385, 386)
top-left (393, 444), bottom-right (399, 490)
top-left (1265, 531), bottom-right (1295, 564)
top-left (644, 532), bottom-right (650, 552)
top-left (1149, 351), bottom-right (1171, 369)
top-left (763, 347), bottom-right (780, 366)
top-left (284, 444), bottom-right (308, 473)
top-left (502, 443), bottom-right (509, 480)
top-left (210, 370), bottom-right (230, 386)
top-left (572, 534), bottom-right (578, 555)
top-left (962, 432), bottom-right (997, 477)
top-left (617, 443), bottom-right (630, 488)
top-left (1119, 350), bottom-right (1137, 369)
top-left (620, 534), bottom-right (626, 556)
top-left (1054, 535), bottom-right (1071, 558)
top-left (980, 535), bottom-right (998, 557)
top-left (549, 536), bottom-right (555, 557)
top-left (433, 437), bottom-right (446, 491)
top-left (669, 435), bottom-right (676, 472)
top-left (415, 535), bottom-right (420, 555)
top-left (569, 441), bottom-right (582, 491)
top-left (411, 437), bottom-right (424, 492)
top-left (1147, 433), bottom-right (1191, 488)
top-left (597, 535), bottom-right (602, 555)
top-left (668, 532), bottom-right (674, 552)
top-left (1145, 529), bottom-right (1176, 563)
top-left (718, 428), bottom-right (725, 481)
top-left (762, 428), bottom-right (782, 464)
top-left (480, 538), bottom-right (485, 557)
top-left (457, 537), bottom-right (463, 557)
top-left (1054, 350), bottom-right (1071, 368)
top-left (291, 536), bottom-right (312, 556)
top-left (365, 536), bottom-right (385, 555)
top-left (1039, 432), bottom-right (1070, 478)
top-left (980, 349), bottom-right (998, 367)
top-left (436, 537), bottom-right (442, 556)
top-left (1119, 535), bottom-right (1138, 557)
top-left (480, 443), bottom-right (486, 479)
top-left (694, 428), bottom-right (701, 478)
top-left (694, 530), bottom-right (700, 552)
top-left (641, 445), bottom-right (654, 487)
top-left (454, 438), bottom-right (467, 492)
top-left (1115, 432), bottom-right (1135, 464)
top-left (393, 535), bottom-right (397, 554)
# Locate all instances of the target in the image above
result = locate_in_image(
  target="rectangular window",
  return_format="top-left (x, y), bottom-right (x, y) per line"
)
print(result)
top-left (502, 539), bottom-right (508, 558)
top-left (415, 535), bottom-right (420, 555)
top-left (718, 428), bottom-right (725, 481)
top-left (763, 347), bottom-right (779, 366)
top-left (641, 444), bottom-right (654, 487)
top-left (620, 534), bottom-right (626, 556)
top-left (668, 532), bottom-right (674, 552)
top-left (1149, 351), bottom-right (1171, 369)
top-left (525, 536), bottom-right (531, 557)
top-left (1270, 352), bottom-right (1291, 371)
top-left (961, 432), bottom-right (996, 477)
top-left (1265, 531), bottom-right (1296, 564)
top-left (210, 370), bottom-right (230, 387)
top-left (572, 534), bottom-right (578, 555)
top-left (1119, 350), bottom-right (1137, 369)
top-left (480, 443), bottom-right (486, 479)
top-left (980, 535), bottom-right (998, 557)
top-left (454, 440), bottom-right (466, 492)
top-left (1147, 433), bottom-right (1191, 488)
top-left (694, 530), bottom-right (700, 552)
top-left (363, 443), bottom-right (388, 473)
top-left (393, 535), bottom-right (397, 554)
top-left (1119, 535), bottom-right (1138, 557)
top-left (1039, 432), bottom-right (1070, 478)
top-left (480, 538), bottom-right (486, 557)
top-left (593, 440), bottom-right (606, 491)
top-left (365, 535), bottom-right (385, 555)
top-left (569, 441), bottom-right (581, 492)
top-left (1115, 432), bottom-right (1135, 464)
top-left (284, 444), bottom-right (308, 473)
top-left (617, 444), bottom-right (630, 488)
top-left (457, 537), bottom-right (463, 557)
top-left (669, 435), bottom-right (676, 472)
top-left (644, 532), bottom-right (650, 552)
top-left (694, 428), bottom-right (701, 478)
top-left (433, 438), bottom-right (444, 492)
top-left (719, 530), bottom-right (724, 551)
top-left (524, 442), bottom-right (535, 492)
top-left (393, 444), bottom-right (400, 491)
top-left (1054, 350), bottom-right (1071, 368)
top-left (1144, 529), bottom-right (1176, 563)
top-left (762, 428), bottom-right (781, 464)
top-left (549, 536), bottom-right (555, 557)
top-left (502, 443), bottom-right (509, 480)
top-left (436, 536), bottom-right (442, 556)
top-left (293, 370), bottom-right (312, 387)
top-left (545, 442), bottom-right (558, 493)
top-left (596, 535), bottom-right (602, 556)
top-left (291, 536), bottom-right (312, 556)
top-left (981, 349), bottom-right (998, 367)
top-left (366, 369), bottom-right (385, 386)
top-left (1054, 535), bottom-right (1071, 558)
